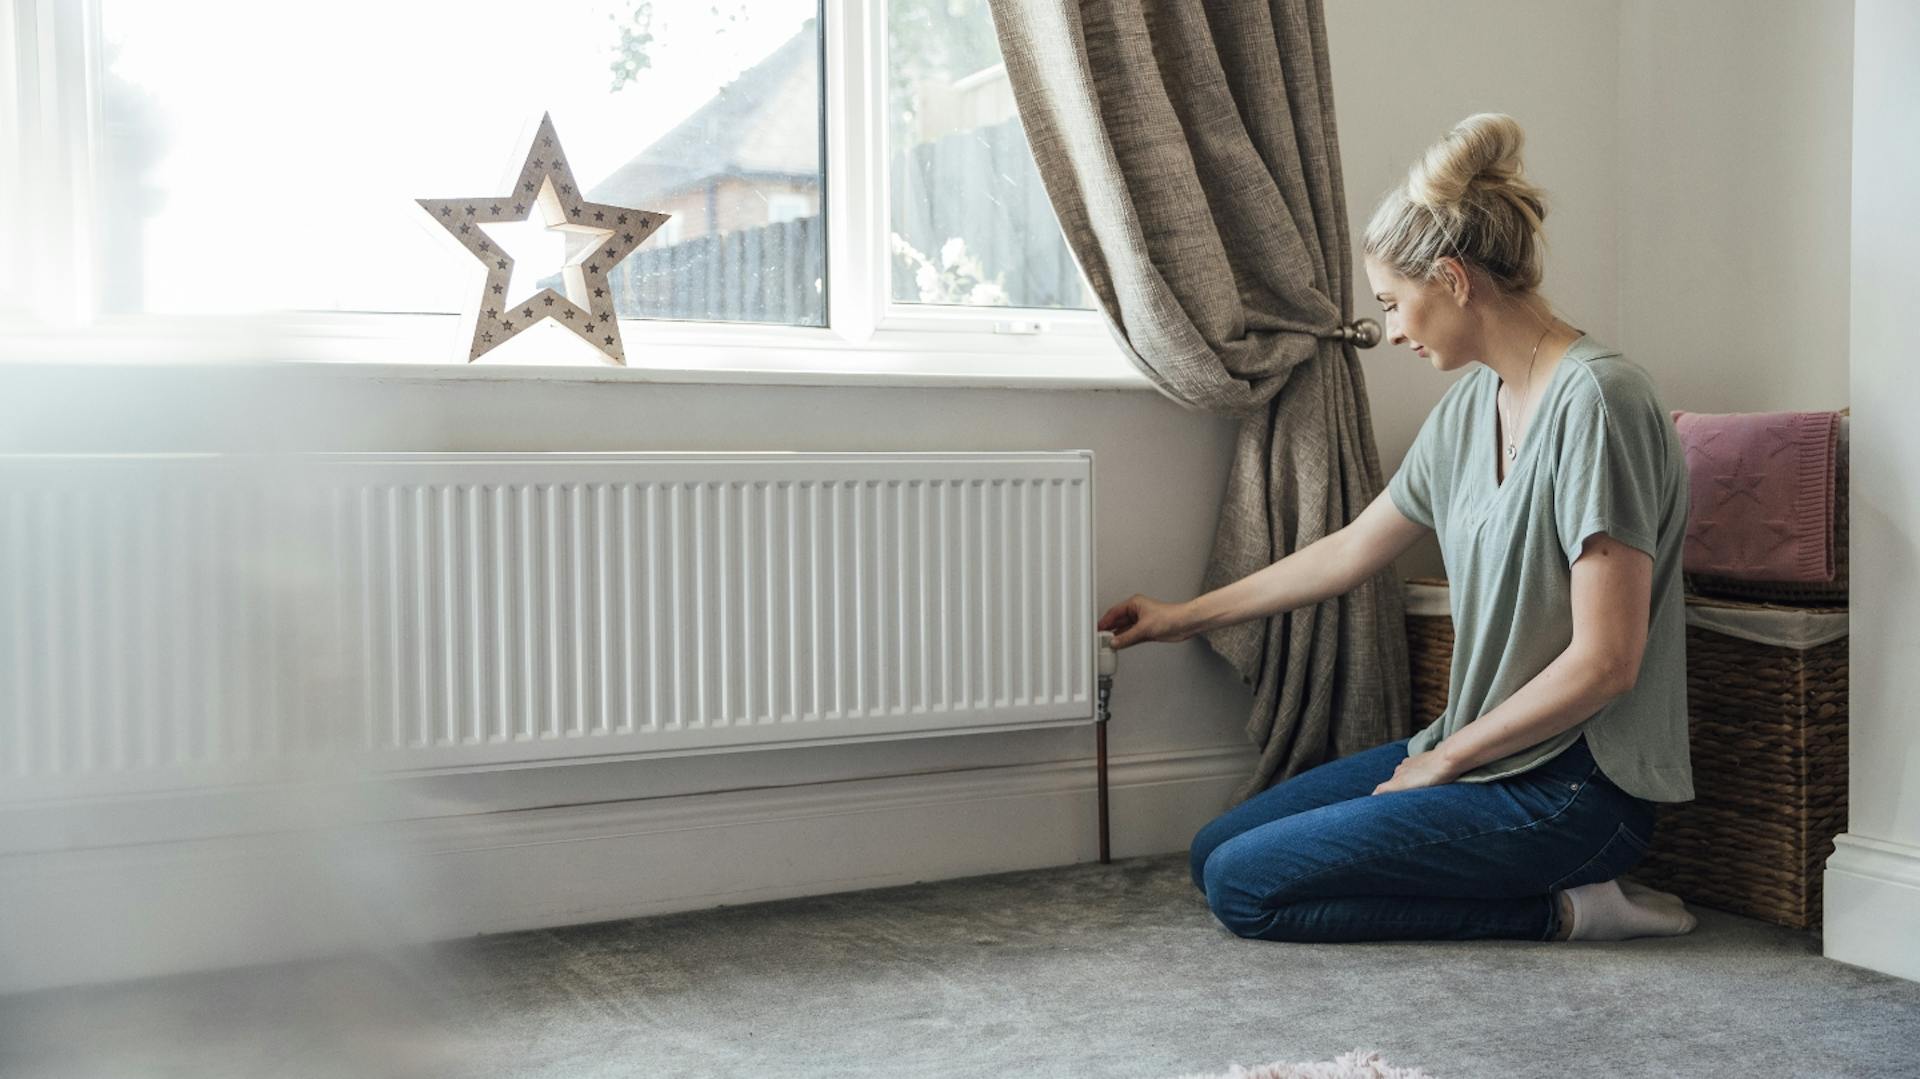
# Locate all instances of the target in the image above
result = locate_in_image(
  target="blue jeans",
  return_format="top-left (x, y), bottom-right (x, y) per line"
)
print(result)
top-left (1189, 733), bottom-right (1657, 942)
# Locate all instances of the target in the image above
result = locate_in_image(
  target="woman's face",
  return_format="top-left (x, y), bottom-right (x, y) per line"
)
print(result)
top-left (1364, 256), bottom-right (1472, 373)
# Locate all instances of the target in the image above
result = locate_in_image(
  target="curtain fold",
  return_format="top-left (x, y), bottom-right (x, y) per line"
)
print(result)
top-left (986, 0), bottom-right (1411, 804)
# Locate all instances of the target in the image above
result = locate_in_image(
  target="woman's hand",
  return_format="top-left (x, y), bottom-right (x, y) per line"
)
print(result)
top-left (1097, 593), bottom-right (1195, 649)
top-left (1370, 749), bottom-right (1462, 795)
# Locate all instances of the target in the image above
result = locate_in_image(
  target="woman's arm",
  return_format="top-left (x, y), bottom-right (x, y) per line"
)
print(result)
top-left (1429, 532), bottom-right (1654, 776)
top-left (1180, 489), bottom-right (1431, 635)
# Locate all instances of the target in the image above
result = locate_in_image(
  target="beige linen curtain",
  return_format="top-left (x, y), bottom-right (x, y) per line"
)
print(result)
top-left (985, 0), bottom-right (1411, 804)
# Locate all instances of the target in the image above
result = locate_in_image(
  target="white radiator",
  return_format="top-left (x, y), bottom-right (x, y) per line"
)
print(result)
top-left (0, 452), bottom-right (1097, 800)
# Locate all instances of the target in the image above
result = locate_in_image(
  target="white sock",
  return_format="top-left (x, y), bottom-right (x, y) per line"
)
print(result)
top-left (1563, 879), bottom-right (1698, 941)
top-left (1618, 878), bottom-right (1688, 910)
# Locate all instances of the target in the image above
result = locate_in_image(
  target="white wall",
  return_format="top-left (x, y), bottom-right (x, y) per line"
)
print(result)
top-left (1617, 0), bottom-right (1853, 414)
top-left (1824, 0), bottom-right (1920, 984)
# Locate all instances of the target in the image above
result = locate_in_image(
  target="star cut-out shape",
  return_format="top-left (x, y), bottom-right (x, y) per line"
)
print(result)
top-left (1754, 420), bottom-right (1795, 460)
top-left (1684, 426), bottom-right (1726, 466)
top-left (416, 112), bottom-right (670, 365)
top-left (1728, 517), bottom-right (1796, 573)
top-left (1714, 472), bottom-right (1767, 506)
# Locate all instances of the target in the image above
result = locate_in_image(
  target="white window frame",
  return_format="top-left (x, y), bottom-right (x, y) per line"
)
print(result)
top-left (0, 0), bottom-right (1149, 391)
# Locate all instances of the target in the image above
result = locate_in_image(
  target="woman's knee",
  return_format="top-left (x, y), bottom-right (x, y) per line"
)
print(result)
top-left (1199, 846), bottom-right (1274, 938)
top-left (1188, 818), bottom-right (1234, 893)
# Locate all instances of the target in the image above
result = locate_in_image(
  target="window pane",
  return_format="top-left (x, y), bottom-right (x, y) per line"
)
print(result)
top-left (886, 0), bottom-right (1093, 310)
top-left (96, 0), bottom-right (824, 328)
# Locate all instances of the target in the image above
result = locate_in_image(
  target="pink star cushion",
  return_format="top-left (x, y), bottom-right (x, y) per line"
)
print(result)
top-left (1669, 409), bottom-right (1841, 582)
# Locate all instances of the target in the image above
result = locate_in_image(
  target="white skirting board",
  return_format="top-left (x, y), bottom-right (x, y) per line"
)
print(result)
top-left (0, 743), bottom-right (1258, 995)
top-left (1822, 833), bottom-right (1920, 982)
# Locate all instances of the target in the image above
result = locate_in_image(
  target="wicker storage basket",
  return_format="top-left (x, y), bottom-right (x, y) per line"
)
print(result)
top-left (1403, 577), bottom-right (1848, 931)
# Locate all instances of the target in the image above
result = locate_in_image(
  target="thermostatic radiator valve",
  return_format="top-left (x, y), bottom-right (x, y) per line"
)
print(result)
top-left (1096, 631), bottom-right (1118, 722)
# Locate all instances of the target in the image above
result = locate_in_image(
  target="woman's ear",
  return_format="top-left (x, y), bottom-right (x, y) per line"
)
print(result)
top-left (1440, 257), bottom-right (1471, 306)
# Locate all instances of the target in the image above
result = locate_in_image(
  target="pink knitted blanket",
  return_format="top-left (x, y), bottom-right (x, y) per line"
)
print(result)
top-left (1669, 409), bottom-right (1840, 582)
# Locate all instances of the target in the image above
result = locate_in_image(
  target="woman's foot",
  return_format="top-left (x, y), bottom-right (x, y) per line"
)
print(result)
top-left (1560, 879), bottom-right (1698, 941)
top-left (1619, 878), bottom-right (1688, 910)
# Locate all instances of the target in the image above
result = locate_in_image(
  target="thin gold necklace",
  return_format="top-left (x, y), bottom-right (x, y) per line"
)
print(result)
top-left (1501, 325), bottom-right (1553, 463)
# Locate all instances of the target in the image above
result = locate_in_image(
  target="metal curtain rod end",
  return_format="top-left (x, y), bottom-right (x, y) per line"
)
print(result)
top-left (1337, 318), bottom-right (1382, 348)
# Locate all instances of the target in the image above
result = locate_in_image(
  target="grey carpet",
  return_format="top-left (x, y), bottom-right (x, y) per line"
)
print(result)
top-left (4, 852), bottom-right (1917, 1078)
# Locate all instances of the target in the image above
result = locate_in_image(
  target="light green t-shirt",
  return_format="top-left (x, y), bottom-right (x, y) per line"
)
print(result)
top-left (1387, 333), bottom-right (1695, 803)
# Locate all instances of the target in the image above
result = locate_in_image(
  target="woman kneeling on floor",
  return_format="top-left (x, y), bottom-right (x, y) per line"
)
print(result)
top-left (1098, 112), bottom-right (1698, 945)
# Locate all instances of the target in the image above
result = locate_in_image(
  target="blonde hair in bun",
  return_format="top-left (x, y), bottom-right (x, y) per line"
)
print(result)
top-left (1364, 112), bottom-right (1551, 297)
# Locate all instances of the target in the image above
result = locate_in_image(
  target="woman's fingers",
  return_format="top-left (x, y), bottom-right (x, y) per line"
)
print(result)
top-left (1103, 595), bottom-right (1164, 648)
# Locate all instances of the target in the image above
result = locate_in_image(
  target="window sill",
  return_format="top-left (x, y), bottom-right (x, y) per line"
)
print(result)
top-left (0, 312), bottom-right (1163, 393)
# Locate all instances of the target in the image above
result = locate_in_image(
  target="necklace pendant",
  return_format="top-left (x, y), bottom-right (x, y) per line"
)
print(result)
top-left (1505, 444), bottom-right (1518, 460)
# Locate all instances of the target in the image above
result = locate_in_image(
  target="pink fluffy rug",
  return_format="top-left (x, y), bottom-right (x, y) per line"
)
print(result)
top-left (1169, 1048), bottom-right (1439, 1079)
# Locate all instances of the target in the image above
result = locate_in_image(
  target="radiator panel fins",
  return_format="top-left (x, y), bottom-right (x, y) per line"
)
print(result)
top-left (0, 454), bottom-right (1095, 797)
